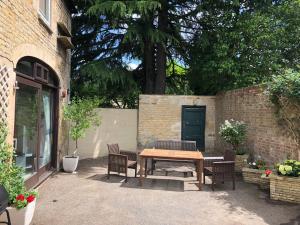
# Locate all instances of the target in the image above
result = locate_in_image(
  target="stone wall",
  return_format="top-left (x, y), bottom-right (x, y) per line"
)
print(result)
top-left (70, 108), bottom-right (138, 159)
top-left (0, 0), bottom-right (72, 166)
top-left (216, 86), bottom-right (299, 164)
top-left (138, 95), bottom-right (216, 152)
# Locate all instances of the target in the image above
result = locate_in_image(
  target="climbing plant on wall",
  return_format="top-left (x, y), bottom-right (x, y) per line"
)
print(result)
top-left (267, 70), bottom-right (300, 149)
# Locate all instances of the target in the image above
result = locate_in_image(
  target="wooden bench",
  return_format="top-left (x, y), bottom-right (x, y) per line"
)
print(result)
top-left (150, 140), bottom-right (197, 176)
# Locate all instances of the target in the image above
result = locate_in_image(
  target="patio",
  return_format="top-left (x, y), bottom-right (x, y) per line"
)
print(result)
top-left (32, 158), bottom-right (300, 225)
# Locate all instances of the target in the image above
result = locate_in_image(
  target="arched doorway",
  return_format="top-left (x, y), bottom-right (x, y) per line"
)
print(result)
top-left (14, 56), bottom-right (59, 188)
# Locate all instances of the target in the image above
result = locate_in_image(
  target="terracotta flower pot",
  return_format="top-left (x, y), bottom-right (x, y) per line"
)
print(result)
top-left (1, 199), bottom-right (36, 225)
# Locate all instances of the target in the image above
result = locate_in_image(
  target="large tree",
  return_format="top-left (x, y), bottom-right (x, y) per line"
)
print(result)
top-left (72, 0), bottom-right (198, 105)
top-left (187, 0), bottom-right (300, 95)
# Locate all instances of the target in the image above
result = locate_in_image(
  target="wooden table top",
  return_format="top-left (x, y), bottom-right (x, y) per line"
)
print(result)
top-left (140, 149), bottom-right (203, 160)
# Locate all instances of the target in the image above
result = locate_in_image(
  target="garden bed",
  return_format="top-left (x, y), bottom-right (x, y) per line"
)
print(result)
top-left (242, 168), bottom-right (269, 190)
top-left (270, 175), bottom-right (300, 204)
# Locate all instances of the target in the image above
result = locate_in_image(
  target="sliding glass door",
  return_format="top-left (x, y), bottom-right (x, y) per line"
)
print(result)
top-left (14, 76), bottom-right (56, 187)
top-left (14, 80), bottom-right (40, 181)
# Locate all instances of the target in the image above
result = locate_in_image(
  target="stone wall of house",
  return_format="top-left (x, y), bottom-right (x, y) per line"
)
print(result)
top-left (215, 86), bottom-right (299, 164)
top-left (138, 95), bottom-right (216, 152)
top-left (0, 0), bottom-right (72, 167)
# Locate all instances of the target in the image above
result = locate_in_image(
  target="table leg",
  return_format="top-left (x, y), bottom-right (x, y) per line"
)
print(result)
top-left (198, 159), bottom-right (203, 191)
top-left (139, 156), bottom-right (144, 186)
top-left (145, 158), bottom-right (148, 178)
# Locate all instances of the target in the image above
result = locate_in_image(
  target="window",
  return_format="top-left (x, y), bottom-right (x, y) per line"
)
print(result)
top-left (39, 0), bottom-right (51, 25)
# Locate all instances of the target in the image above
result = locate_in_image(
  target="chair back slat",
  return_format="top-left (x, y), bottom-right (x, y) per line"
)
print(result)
top-left (107, 144), bottom-right (120, 154)
top-left (155, 140), bottom-right (197, 151)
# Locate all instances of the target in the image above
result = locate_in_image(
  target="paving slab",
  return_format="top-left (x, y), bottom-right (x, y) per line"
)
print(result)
top-left (32, 158), bottom-right (300, 225)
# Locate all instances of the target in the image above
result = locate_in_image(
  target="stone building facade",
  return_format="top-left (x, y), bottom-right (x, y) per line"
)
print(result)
top-left (138, 95), bottom-right (216, 152)
top-left (0, 0), bottom-right (74, 187)
top-left (138, 87), bottom-right (299, 164)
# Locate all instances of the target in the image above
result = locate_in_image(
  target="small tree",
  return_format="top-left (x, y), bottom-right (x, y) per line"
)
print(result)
top-left (64, 97), bottom-right (101, 156)
top-left (219, 119), bottom-right (247, 153)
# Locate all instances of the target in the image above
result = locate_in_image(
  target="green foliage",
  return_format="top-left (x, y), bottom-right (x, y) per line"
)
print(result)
top-left (219, 119), bottom-right (247, 153)
top-left (266, 70), bottom-right (300, 145)
top-left (64, 97), bottom-right (101, 154)
top-left (248, 159), bottom-right (267, 170)
top-left (0, 122), bottom-right (26, 205)
top-left (276, 160), bottom-right (300, 177)
top-left (188, 0), bottom-right (300, 95)
top-left (74, 60), bottom-right (140, 108)
top-left (267, 70), bottom-right (300, 105)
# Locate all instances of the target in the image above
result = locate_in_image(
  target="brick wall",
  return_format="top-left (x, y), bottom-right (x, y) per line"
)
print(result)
top-left (0, 0), bottom-right (71, 163)
top-left (216, 86), bottom-right (299, 164)
top-left (138, 95), bottom-right (216, 152)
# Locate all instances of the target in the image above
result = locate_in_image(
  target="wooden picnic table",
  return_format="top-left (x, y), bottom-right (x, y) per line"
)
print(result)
top-left (139, 148), bottom-right (204, 190)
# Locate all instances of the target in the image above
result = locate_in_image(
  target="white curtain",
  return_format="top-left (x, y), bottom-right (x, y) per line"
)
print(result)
top-left (40, 92), bottom-right (51, 167)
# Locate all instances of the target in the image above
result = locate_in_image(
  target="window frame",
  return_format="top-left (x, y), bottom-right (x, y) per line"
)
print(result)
top-left (38, 0), bottom-right (51, 27)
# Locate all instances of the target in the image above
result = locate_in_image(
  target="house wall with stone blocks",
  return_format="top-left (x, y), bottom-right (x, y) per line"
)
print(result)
top-left (0, 0), bottom-right (72, 165)
top-left (215, 86), bottom-right (299, 164)
top-left (138, 95), bottom-right (216, 152)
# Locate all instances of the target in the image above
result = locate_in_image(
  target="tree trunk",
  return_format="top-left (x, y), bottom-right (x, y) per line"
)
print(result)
top-left (155, 1), bottom-right (168, 94)
top-left (144, 40), bottom-right (155, 94)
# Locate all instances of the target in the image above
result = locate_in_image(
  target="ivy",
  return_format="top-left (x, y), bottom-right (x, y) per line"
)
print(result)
top-left (266, 70), bottom-right (300, 147)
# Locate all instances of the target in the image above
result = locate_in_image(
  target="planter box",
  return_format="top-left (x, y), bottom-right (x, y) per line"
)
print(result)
top-left (235, 154), bottom-right (249, 172)
top-left (0, 199), bottom-right (36, 225)
top-left (242, 168), bottom-right (269, 190)
top-left (270, 175), bottom-right (300, 204)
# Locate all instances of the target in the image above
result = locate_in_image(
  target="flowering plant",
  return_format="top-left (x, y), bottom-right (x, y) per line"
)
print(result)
top-left (219, 119), bottom-right (247, 154)
top-left (248, 159), bottom-right (266, 170)
top-left (265, 169), bottom-right (272, 177)
top-left (14, 191), bottom-right (38, 209)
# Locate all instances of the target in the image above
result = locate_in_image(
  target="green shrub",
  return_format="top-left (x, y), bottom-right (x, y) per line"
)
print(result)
top-left (276, 160), bottom-right (300, 177)
top-left (0, 122), bottom-right (38, 208)
top-left (0, 122), bottom-right (25, 204)
top-left (249, 159), bottom-right (267, 170)
top-left (219, 119), bottom-right (247, 154)
top-left (64, 97), bottom-right (101, 155)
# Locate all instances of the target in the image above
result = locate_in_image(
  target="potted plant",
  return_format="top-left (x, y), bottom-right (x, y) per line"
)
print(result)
top-left (0, 122), bottom-right (38, 225)
top-left (63, 97), bottom-right (100, 172)
top-left (242, 158), bottom-right (270, 190)
top-left (270, 159), bottom-right (300, 203)
top-left (219, 119), bottom-right (248, 172)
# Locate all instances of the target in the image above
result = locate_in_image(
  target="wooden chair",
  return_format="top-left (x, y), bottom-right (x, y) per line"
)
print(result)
top-left (151, 140), bottom-right (197, 176)
top-left (107, 144), bottom-right (137, 182)
top-left (203, 150), bottom-right (236, 191)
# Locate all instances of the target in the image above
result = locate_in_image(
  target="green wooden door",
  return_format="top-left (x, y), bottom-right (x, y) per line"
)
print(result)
top-left (181, 106), bottom-right (206, 150)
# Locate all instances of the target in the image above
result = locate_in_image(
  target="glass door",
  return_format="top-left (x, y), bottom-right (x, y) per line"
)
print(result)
top-left (39, 88), bottom-right (54, 170)
top-left (14, 77), bottom-right (41, 184)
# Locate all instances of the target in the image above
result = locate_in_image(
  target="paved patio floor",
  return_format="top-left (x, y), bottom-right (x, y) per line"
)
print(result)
top-left (32, 158), bottom-right (300, 225)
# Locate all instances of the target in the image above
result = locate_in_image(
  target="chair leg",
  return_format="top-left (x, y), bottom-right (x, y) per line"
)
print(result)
top-left (125, 169), bottom-right (128, 183)
top-left (107, 167), bottom-right (110, 179)
top-left (232, 174), bottom-right (235, 190)
top-left (191, 171), bottom-right (194, 177)
top-left (184, 172), bottom-right (187, 178)
top-left (212, 175), bottom-right (215, 191)
top-left (145, 159), bottom-right (148, 178)
top-left (134, 165), bottom-right (137, 178)
top-left (165, 171), bottom-right (168, 176)
top-left (203, 174), bottom-right (205, 184)
top-left (6, 209), bottom-right (11, 225)
top-left (151, 159), bottom-right (155, 175)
